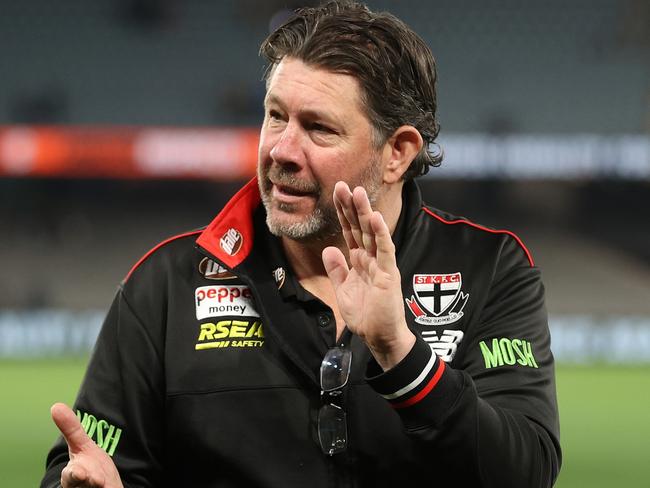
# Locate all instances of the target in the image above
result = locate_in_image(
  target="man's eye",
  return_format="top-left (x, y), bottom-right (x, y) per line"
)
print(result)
top-left (268, 110), bottom-right (283, 121)
top-left (310, 122), bottom-right (333, 133)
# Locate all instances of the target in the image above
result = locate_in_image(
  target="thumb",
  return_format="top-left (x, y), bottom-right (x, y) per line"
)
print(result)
top-left (51, 403), bottom-right (95, 455)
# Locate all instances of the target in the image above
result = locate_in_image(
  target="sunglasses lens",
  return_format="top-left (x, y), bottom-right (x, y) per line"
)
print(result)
top-left (320, 347), bottom-right (352, 392)
top-left (318, 403), bottom-right (347, 456)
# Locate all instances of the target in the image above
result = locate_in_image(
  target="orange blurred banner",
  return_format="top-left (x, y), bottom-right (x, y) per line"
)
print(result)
top-left (0, 125), bottom-right (259, 179)
top-left (3, 126), bottom-right (648, 180)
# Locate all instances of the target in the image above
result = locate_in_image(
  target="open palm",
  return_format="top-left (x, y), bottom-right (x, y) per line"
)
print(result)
top-left (322, 182), bottom-right (415, 369)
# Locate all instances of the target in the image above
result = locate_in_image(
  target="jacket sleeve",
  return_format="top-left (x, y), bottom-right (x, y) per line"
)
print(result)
top-left (41, 288), bottom-right (166, 488)
top-left (366, 236), bottom-right (561, 488)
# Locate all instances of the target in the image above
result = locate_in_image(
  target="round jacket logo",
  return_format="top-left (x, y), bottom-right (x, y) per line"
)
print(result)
top-left (220, 228), bottom-right (243, 256)
top-left (199, 257), bottom-right (236, 280)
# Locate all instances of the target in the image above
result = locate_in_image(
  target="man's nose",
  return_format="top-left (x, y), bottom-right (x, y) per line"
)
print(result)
top-left (269, 122), bottom-right (305, 168)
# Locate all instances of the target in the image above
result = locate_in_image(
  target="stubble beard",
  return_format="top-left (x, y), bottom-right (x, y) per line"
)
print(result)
top-left (259, 160), bottom-right (383, 242)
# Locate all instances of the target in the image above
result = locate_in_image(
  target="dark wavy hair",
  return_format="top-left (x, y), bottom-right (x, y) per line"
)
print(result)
top-left (259, 0), bottom-right (442, 180)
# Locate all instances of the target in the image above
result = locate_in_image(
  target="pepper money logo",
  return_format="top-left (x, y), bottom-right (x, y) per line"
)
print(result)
top-left (195, 285), bottom-right (259, 320)
top-left (406, 273), bottom-right (469, 325)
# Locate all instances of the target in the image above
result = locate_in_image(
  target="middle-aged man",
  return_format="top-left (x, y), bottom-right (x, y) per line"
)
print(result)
top-left (42, 1), bottom-right (561, 487)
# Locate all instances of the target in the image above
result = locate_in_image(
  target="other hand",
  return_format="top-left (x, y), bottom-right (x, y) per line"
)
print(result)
top-left (51, 403), bottom-right (124, 488)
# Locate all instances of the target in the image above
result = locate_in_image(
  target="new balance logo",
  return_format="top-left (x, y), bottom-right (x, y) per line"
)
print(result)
top-left (422, 329), bottom-right (464, 362)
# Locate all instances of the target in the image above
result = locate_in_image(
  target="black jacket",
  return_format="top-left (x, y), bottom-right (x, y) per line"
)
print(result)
top-left (42, 178), bottom-right (561, 487)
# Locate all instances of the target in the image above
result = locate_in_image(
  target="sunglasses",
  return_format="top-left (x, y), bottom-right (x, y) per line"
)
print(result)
top-left (318, 346), bottom-right (353, 456)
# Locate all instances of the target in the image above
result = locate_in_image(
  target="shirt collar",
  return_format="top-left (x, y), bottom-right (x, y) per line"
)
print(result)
top-left (254, 211), bottom-right (304, 301)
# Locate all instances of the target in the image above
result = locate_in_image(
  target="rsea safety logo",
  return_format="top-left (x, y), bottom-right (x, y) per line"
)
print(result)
top-left (76, 410), bottom-right (122, 456)
top-left (479, 337), bottom-right (538, 369)
top-left (195, 285), bottom-right (259, 320)
top-left (195, 320), bottom-right (264, 350)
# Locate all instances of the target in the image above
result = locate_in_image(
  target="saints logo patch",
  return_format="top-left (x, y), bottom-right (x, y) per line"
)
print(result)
top-left (406, 273), bottom-right (469, 325)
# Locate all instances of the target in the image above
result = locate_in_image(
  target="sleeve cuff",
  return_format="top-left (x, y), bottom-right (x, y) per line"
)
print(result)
top-left (366, 335), bottom-right (463, 429)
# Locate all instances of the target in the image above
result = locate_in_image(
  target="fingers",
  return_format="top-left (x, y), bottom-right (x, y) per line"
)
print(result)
top-left (334, 197), bottom-right (357, 252)
top-left (333, 182), bottom-right (362, 250)
top-left (51, 403), bottom-right (95, 456)
top-left (61, 462), bottom-right (90, 487)
top-left (352, 187), bottom-right (377, 254)
top-left (333, 182), bottom-right (394, 265)
top-left (370, 210), bottom-right (397, 270)
top-left (322, 246), bottom-right (349, 288)
top-left (61, 460), bottom-right (107, 488)
top-left (52, 403), bottom-right (122, 488)
top-left (334, 182), bottom-right (378, 252)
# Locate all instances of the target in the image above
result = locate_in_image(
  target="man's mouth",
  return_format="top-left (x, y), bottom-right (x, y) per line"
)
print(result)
top-left (274, 183), bottom-right (315, 197)
top-left (271, 183), bottom-right (319, 205)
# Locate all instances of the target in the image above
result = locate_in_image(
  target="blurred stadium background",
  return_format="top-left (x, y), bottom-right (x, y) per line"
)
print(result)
top-left (0, 0), bottom-right (648, 486)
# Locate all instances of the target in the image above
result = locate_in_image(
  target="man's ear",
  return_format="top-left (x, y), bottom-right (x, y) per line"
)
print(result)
top-left (381, 126), bottom-right (423, 184)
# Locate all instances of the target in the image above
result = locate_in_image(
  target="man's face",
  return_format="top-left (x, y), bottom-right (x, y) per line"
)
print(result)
top-left (257, 57), bottom-right (384, 241)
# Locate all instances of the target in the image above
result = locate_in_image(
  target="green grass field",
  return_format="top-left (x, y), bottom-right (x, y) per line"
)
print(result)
top-left (1, 359), bottom-right (649, 487)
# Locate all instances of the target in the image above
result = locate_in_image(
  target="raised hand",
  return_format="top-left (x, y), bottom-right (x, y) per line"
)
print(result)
top-left (51, 403), bottom-right (124, 488)
top-left (322, 181), bottom-right (415, 370)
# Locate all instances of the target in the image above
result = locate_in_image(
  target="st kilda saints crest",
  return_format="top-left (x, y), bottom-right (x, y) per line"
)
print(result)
top-left (406, 272), bottom-right (469, 325)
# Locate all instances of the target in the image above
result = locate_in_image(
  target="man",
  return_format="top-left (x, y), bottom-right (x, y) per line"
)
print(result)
top-left (42, 1), bottom-right (561, 487)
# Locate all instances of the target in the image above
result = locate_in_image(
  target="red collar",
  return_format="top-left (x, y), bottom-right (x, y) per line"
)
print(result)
top-left (195, 177), bottom-right (261, 269)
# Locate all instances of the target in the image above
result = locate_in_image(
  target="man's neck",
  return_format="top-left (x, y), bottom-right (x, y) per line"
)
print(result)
top-left (280, 234), bottom-right (340, 282)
